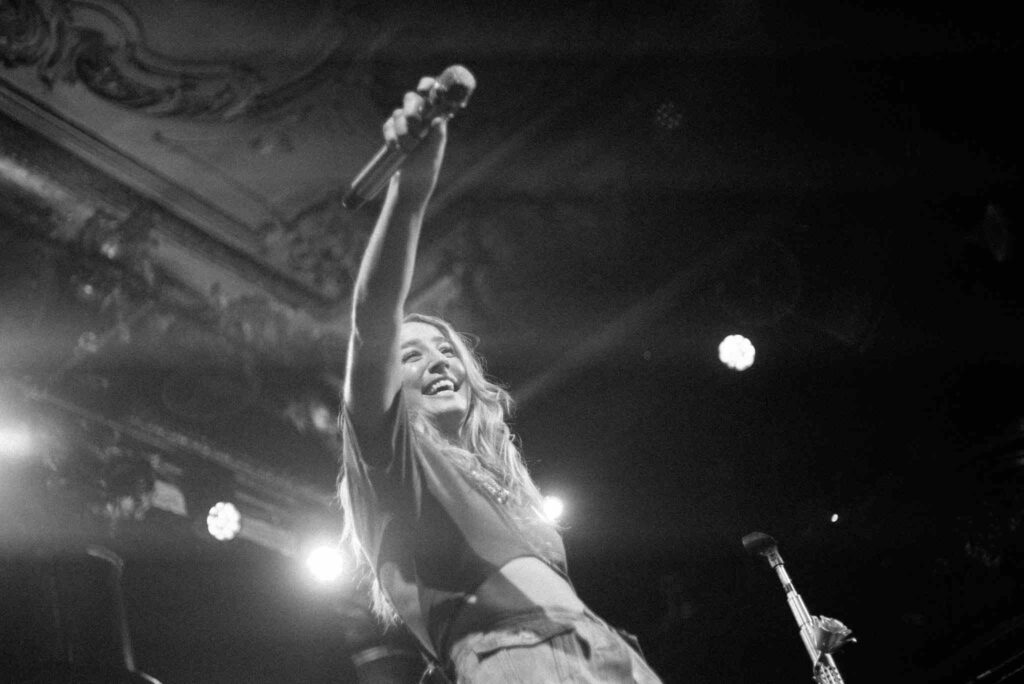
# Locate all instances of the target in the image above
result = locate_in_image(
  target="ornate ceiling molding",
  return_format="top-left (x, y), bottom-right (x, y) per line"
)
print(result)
top-left (1, 0), bottom-right (394, 309)
top-left (0, 114), bottom-right (350, 376)
top-left (257, 192), bottom-right (370, 303)
top-left (0, 0), bottom-right (380, 122)
top-left (2, 0), bottom-right (260, 119)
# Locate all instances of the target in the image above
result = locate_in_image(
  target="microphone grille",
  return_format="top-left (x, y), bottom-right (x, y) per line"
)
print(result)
top-left (436, 64), bottom-right (477, 106)
top-left (742, 531), bottom-right (778, 556)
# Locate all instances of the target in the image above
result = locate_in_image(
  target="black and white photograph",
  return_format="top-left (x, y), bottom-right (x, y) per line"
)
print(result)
top-left (1, 1), bottom-right (1021, 682)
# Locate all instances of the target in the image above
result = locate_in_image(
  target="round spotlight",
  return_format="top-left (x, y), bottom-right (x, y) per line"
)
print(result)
top-left (542, 495), bottom-right (565, 522)
top-left (718, 334), bottom-right (756, 371)
top-left (207, 501), bottom-right (242, 541)
top-left (653, 101), bottom-right (683, 132)
top-left (306, 545), bottom-right (347, 583)
top-left (0, 426), bottom-right (33, 461)
top-left (310, 403), bottom-right (334, 433)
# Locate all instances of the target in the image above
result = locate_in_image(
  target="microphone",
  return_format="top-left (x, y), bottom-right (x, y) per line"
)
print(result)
top-left (342, 65), bottom-right (477, 210)
top-left (742, 531), bottom-right (855, 682)
top-left (742, 531), bottom-right (784, 568)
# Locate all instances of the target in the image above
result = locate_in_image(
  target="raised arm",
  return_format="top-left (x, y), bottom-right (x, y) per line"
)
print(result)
top-left (343, 81), bottom-right (448, 433)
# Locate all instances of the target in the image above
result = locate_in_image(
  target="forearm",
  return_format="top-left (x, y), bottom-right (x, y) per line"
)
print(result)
top-left (344, 176), bottom-right (429, 414)
top-left (350, 176), bottom-right (431, 335)
top-left (343, 88), bottom-right (447, 411)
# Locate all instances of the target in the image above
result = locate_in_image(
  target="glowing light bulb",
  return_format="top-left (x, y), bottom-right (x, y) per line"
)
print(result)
top-left (306, 545), bottom-right (347, 583)
top-left (0, 426), bottom-right (33, 460)
top-left (207, 502), bottom-right (242, 541)
top-left (542, 495), bottom-right (565, 522)
top-left (718, 334), bottom-right (756, 371)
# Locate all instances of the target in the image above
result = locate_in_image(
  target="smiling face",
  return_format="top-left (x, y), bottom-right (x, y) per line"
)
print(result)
top-left (400, 321), bottom-right (471, 439)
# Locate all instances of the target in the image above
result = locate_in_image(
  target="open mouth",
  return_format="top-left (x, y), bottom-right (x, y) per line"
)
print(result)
top-left (423, 378), bottom-right (458, 395)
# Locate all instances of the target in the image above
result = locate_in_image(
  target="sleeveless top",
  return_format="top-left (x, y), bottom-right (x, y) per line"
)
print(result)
top-left (340, 393), bottom-right (569, 658)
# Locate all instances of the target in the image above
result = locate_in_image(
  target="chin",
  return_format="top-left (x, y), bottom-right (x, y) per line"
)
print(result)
top-left (428, 403), bottom-right (468, 431)
top-left (431, 405), bottom-right (468, 424)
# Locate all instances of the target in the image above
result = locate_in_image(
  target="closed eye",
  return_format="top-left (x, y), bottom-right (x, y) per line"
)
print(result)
top-left (401, 350), bottom-right (421, 363)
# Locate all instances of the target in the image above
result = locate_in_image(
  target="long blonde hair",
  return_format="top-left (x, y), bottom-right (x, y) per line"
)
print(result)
top-left (338, 313), bottom-right (546, 626)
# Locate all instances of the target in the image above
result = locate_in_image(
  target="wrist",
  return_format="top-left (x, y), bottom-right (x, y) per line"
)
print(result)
top-left (390, 174), bottom-right (436, 213)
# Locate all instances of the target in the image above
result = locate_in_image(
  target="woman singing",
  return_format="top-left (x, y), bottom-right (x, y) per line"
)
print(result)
top-left (338, 75), bottom-right (663, 683)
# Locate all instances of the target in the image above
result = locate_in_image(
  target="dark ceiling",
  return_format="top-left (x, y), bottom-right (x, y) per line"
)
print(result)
top-left (1, 0), bottom-right (1023, 682)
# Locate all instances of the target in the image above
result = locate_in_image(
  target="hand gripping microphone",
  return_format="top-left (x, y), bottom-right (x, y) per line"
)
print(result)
top-left (743, 532), bottom-right (855, 684)
top-left (342, 65), bottom-right (477, 210)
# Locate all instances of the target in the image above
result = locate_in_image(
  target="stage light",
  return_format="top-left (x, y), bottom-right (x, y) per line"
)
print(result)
top-left (653, 101), bottom-right (683, 132)
top-left (718, 334), bottom-right (755, 371)
top-left (542, 495), bottom-right (565, 522)
top-left (310, 403), bottom-right (334, 433)
top-left (0, 425), bottom-right (33, 460)
top-left (207, 501), bottom-right (242, 541)
top-left (306, 544), bottom-right (347, 583)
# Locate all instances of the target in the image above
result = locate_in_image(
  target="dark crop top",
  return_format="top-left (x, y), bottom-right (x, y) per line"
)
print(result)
top-left (341, 392), bottom-right (569, 658)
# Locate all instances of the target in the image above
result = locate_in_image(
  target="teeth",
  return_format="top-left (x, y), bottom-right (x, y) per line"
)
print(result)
top-left (426, 379), bottom-right (455, 395)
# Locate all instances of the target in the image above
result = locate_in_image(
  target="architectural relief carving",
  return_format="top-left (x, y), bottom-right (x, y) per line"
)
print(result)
top-left (258, 193), bottom-right (370, 302)
top-left (0, 0), bottom-right (52, 68)
top-left (211, 289), bottom-right (345, 370)
top-left (0, 0), bottom-right (378, 121)
top-left (1, 0), bottom-right (261, 118)
top-left (77, 206), bottom-right (158, 283)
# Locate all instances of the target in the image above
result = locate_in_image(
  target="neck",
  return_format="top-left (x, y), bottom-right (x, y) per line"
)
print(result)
top-left (443, 407), bottom-right (470, 444)
top-left (439, 422), bottom-right (464, 445)
top-left (419, 413), bottom-right (464, 447)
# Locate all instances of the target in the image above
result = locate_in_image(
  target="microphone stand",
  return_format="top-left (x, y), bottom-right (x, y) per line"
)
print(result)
top-left (743, 532), bottom-right (855, 684)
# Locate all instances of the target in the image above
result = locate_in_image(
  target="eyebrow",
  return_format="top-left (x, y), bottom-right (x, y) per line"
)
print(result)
top-left (400, 334), bottom-right (449, 349)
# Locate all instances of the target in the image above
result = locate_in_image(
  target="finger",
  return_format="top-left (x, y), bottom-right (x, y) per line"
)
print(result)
top-left (403, 91), bottom-right (424, 120)
top-left (382, 109), bottom-right (403, 147)
top-left (416, 76), bottom-right (435, 95)
top-left (391, 107), bottom-right (409, 139)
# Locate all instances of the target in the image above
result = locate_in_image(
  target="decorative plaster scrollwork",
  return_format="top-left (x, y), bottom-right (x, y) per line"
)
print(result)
top-left (1, 0), bottom-right (259, 119)
top-left (207, 287), bottom-right (345, 369)
top-left (258, 193), bottom-right (370, 302)
top-left (0, 0), bottom-right (54, 68)
top-left (3, 0), bottom-right (386, 122)
top-left (77, 206), bottom-right (159, 285)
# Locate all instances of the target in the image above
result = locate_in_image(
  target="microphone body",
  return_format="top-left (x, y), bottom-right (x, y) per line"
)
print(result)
top-left (342, 65), bottom-right (476, 210)
top-left (743, 532), bottom-right (853, 684)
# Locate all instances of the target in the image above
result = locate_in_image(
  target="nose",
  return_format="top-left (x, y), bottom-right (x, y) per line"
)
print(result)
top-left (426, 351), bottom-right (450, 373)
